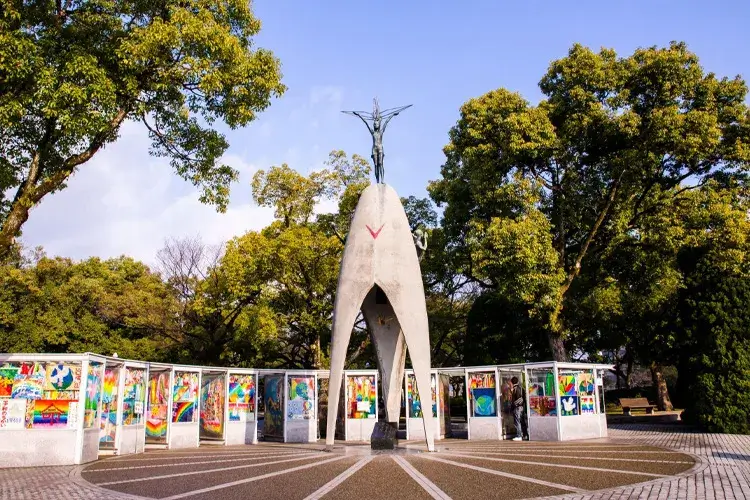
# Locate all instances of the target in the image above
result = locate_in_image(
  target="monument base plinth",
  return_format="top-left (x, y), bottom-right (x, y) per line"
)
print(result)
top-left (371, 421), bottom-right (399, 450)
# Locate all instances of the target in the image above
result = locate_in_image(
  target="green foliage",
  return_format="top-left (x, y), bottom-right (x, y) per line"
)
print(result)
top-left (585, 181), bottom-right (748, 362)
top-left (212, 150), bottom-right (372, 368)
top-left (429, 41), bottom-right (750, 359)
top-left (0, 253), bottom-right (176, 359)
top-left (464, 292), bottom-right (550, 365)
top-left (467, 177), bottom-right (565, 322)
top-left (0, 0), bottom-right (285, 256)
top-left (252, 165), bottom-right (331, 227)
top-left (315, 150), bottom-right (371, 242)
top-left (156, 235), bottom-right (273, 366)
top-left (677, 259), bottom-right (750, 434)
top-left (401, 196), bottom-right (438, 231)
top-left (222, 224), bottom-right (342, 368)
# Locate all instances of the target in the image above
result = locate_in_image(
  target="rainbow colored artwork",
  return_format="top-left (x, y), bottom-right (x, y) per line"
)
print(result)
top-left (173, 401), bottom-right (195, 423)
top-left (228, 374), bottom-right (255, 422)
top-left (558, 375), bottom-right (577, 397)
top-left (346, 375), bottom-right (376, 419)
top-left (146, 410), bottom-right (168, 437)
top-left (199, 375), bottom-right (224, 437)
top-left (32, 399), bottom-right (75, 428)
top-left (100, 367), bottom-right (119, 443)
top-left (173, 372), bottom-right (199, 403)
top-left (146, 372), bottom-right (169, 441)
top-left (580, 395), bottom-right (596, 414)
top-left (123, 368), bottom-right (146, 425)
top-left (84, 362), bottom-right (103, 428)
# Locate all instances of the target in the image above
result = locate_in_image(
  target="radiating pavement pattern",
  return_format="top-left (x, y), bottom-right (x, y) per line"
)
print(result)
top-left (0, 426), bottom-right (748, 499)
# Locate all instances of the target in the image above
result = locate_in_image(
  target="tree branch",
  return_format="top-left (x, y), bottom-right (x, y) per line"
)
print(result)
top-left (559, 172), bottom-right (623, 298)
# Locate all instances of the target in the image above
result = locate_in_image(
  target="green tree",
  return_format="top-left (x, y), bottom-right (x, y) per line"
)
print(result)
top-left (464, 292), bottom-right (550, 365)
top-left (251, 165), bottom-right (331, 228)
top-left (399, 196), bottom-right (474, 367)
top-left (402, 195), bottom-right (438, 231)
top-left (304, 150), bottom-right (371, 242)
top-left (676, 252), bottom-right (750, 433)
top-left (155, 235), bottom-right (274, 366)
top-left (575, 178), bottom-right (749, 407)
top-left (222, 225), bottom-right (342, 368)
top-left (429, 42), bottom-right (750, 360)
top-left (0, 252), bottom-right (177, 359)
top-left (0, 0), bottom-right (285, 258)
top-left (219, 150), bottom-right (372, 368)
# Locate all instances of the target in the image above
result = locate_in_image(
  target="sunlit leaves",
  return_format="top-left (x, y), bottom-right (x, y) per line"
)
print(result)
top-left (0, 255), bottom-right (177, 359)
top-left (430, 42), bottom-right (750, 359)
top-left (0, 0), bottom-right (286, 255)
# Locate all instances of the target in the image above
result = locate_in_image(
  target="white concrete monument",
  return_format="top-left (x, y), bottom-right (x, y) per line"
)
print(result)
top-left (325, 182), bottom-right (436, 452)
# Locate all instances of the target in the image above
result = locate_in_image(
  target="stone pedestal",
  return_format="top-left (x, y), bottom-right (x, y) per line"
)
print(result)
top-left (371, 421), bottom-right (398, 450)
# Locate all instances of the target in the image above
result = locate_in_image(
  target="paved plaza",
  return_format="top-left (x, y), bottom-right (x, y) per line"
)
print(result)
top-left (0, 425), bottom-right (748, 500)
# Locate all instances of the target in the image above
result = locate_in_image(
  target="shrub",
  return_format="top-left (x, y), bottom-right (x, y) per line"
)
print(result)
top-left (678, 271), bottom-right (750, 434)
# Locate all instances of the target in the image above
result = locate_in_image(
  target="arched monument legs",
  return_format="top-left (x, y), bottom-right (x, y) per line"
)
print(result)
top-left (379, 282), bottom-right (436, 452)
top-left (325, 183), bottom-right (435, 452)
top-left (325, 280), bottom-right (371, 449)
top-left (361, 287), bottom-right (407, 425)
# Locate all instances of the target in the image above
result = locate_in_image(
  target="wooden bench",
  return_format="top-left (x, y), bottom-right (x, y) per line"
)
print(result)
top-left (619, 397), bottom-right (656, 416)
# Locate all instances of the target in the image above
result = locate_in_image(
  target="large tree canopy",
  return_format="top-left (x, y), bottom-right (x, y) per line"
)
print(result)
top-left (0, 0), bottom-right (285, 258)
top-left (0, 252), bottom-right (177, 359)
top-left (219, 150), bottom-right (372, 368)
top-left (429, 42), bottom-right (750, 360)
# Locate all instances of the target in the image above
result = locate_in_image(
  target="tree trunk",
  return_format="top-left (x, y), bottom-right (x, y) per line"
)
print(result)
top-left (611, 364), bottom-right (623, 390)
top-left (547, 333), bottom-right (568, 361)
top-left (650, 362), bottom-right (674, 411)
top-left (0, 109), bottom-right (127, 260)
top-left (314, 335), bottom-right (322, 369)
top-left (625, 358), bottom-right (633, 389)
top-left (0, 207), bottom-right (28, 261)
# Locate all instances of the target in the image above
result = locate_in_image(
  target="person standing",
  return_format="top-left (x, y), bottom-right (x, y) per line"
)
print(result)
top-left (511, 377), bottom-right (525, 441)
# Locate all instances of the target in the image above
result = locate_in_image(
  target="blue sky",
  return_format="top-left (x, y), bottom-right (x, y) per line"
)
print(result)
top-left (22, 0), bottom-right (750, 264)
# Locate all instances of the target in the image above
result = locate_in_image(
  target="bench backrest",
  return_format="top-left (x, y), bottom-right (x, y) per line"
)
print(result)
top-left (619, 397), bottom-right (651, 407)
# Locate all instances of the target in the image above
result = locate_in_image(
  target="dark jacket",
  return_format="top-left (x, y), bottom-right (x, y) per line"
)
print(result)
top-left (511, 383), bottom-right (524, 408)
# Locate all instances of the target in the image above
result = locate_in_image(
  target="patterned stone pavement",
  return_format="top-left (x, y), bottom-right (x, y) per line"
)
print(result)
top-left (0, 425), bottom-right (747, 500)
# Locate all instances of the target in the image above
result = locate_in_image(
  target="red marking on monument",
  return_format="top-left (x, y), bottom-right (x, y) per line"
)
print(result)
top-left (366, 224), bottom-right (384, 239)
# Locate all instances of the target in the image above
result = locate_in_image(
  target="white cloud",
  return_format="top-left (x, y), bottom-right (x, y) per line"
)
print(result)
top-left (20, 121), bottom-right (275, 266)
top-left (309, 86), bottom-right (343, 107)
top-left (18, 82), bottom-right (355, 266)
top-left (314, 197), bottom-right (339, 216)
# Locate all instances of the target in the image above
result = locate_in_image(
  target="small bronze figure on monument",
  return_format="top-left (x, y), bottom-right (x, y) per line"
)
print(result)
top-left (342, 98), bottom-right (412, 184)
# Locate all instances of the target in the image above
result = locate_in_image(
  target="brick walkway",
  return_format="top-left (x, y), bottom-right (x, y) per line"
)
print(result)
top-left (539, 425), bottom-right (750, 500)
top-left (0, 425), bottom-right (747, 499)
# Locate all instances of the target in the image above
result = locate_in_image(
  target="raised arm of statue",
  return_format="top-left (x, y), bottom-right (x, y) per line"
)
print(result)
top-left (351, 112), bottom-right (374, 135)
top-left (341, 101), bottom-right (411, 185)
top-left (381, 104), bottom-right (412, 134)
top-left (381, 113), bottom-right (398, 134)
